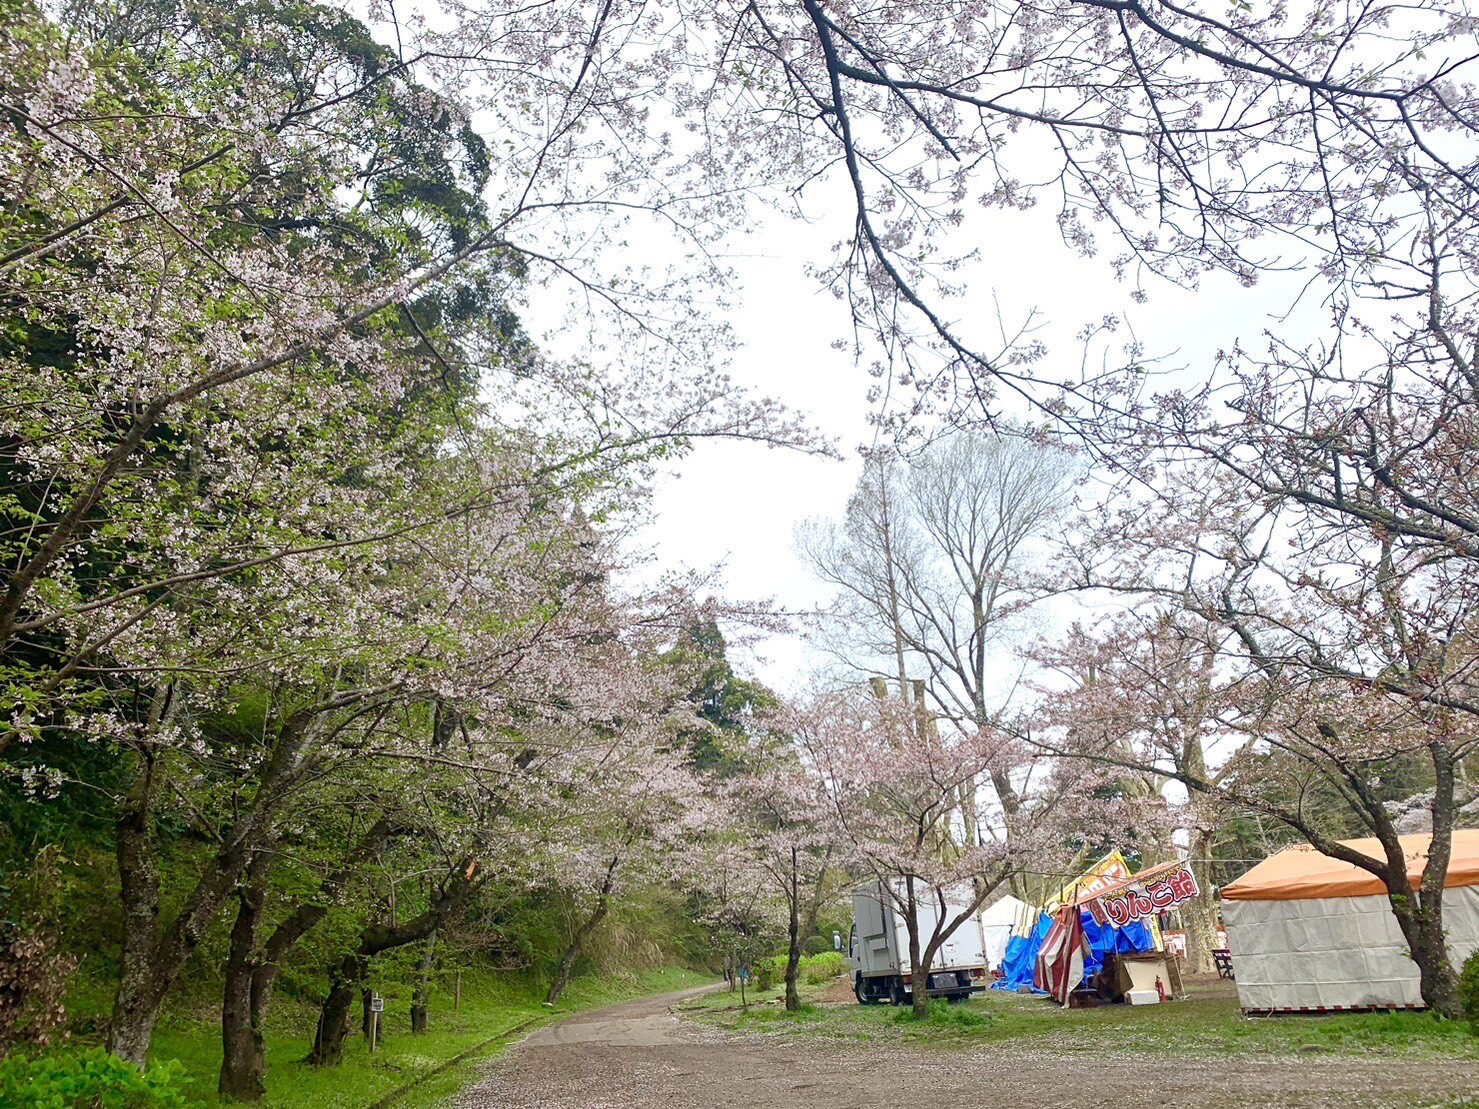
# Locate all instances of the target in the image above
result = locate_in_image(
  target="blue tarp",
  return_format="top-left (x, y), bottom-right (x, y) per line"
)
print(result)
top-left (1081, 913), bottom-right (1154, 977)
top-left (992, 913), bottom-right (1051, 992)
top-left (991, 909), bottom-right (1154, 992)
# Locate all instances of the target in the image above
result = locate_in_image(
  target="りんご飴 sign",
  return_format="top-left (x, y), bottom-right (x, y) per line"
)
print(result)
top-left (1083, 864), bottom-right (1200, 927)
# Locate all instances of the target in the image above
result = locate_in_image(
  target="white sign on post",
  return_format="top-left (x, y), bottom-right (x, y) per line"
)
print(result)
top-left (370, 997), bottom-right (385, 1013)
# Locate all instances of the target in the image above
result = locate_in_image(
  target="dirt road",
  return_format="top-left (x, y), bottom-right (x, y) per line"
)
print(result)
top-left (453, 986), bottom-right (1478, 1108)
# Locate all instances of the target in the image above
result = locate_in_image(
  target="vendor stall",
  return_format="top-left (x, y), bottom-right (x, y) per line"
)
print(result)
top-left (1025, 858), bottom-right (1198, 1005)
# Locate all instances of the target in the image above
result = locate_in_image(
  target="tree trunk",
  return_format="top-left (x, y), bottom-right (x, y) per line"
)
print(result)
top-left (107, 748), bottom-right (166, 1066)
top-left (107, 978), bottom-right (168, 1069)
top-left (1179, 830), bottom-right (1220, 975)
top-left (1384, 880), bottom-right (1460, 1017)
top-left (217, 816), bottom-right (393, 1098)
top-left (546, 856), bottom-right (619, 1006)
top-left (1389, 764), bottom-right (1461, 1018)
top-left (410, 931), bottom-right (436, 1033)
top-left (220, 878), bottom-right (268, 1100)
top-left (1404, 908), bottom-right (1460, 1018)
top-left (309, 954), bottom-right (365, 1067)
top-left (904, 883), bottom-right (930, 1019)
top-left (309, 859), bottom-right (483, 1066)
top-left (784, 851), bottom-right (803, 1012)
top-left (109, 704), bottom-right (329, 1064)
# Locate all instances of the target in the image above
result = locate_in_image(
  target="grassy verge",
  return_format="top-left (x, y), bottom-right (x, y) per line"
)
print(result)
top-left (687, 980), bottom-right (1479, 1061)
top-left (680, 952), bottom-right (847, 1015)
top-left (147, 966), bottom-right (710, 1108)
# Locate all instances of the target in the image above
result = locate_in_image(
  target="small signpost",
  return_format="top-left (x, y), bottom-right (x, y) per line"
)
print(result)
top-left (369, 995), bottom-right (384, 1053)
top-left (737, 967), bottom-right (750, 1010)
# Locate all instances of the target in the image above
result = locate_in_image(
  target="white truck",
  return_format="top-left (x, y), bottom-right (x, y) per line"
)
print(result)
top-left (846, 881), bottom-right (990, 1004)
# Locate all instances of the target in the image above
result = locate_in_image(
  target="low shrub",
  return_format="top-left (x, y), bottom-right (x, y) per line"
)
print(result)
top-left (1459, 949), bottom-right (1479, 1033)
top-left (0, 1048), bottom-right (188, 1107)
top-left (803, 952), bottom-right (846, 984)
top-left (802, 935), bottom-right (831, 956)
top-left (760, 951), bottom-right (846, 987)
top-left (755, 963), bottom-right (774, 992)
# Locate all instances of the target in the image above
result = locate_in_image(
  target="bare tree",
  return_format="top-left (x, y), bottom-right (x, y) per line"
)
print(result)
top-left (800, 432), bottom-right (1076, 814)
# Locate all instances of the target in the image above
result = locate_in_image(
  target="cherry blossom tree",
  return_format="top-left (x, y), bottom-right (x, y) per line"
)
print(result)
top-left (538, 748), bottom-right (715, 1006)
top-left (0, 0), bottom-right (815, 751)
top-left (787, 687), bottom-right (1098, 1017)
top-left (0, 1), bottom-right (820, 1070)
top-left (1035, 615), bottom-right (1235, 973)
top-left (1057, 451), bottom-right (1479, 1016)
top-left (688, 842), bottom-right (787, 999)
top-left (728, 749), bottom-right (844, 1011)
top-left (684, 0), bottom-right (1479, 427)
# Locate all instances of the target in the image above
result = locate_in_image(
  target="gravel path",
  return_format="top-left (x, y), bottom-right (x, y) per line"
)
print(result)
top-left (453, 986), bottom-right (1479, 1108)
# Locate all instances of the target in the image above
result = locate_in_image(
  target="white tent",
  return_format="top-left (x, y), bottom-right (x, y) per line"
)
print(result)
top-left (980, 894), bottom-right (1028, 970)
top-left (1222, 830), bottom-right (1479, 1012)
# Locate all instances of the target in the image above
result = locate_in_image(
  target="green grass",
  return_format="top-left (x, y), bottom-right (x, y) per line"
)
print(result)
top-left (681, 952), bottom-right (849, 1016)
top-left (144, 965), bottom-right (710, 1108)
top-left (689, 980), bottom-right (1479, 1061)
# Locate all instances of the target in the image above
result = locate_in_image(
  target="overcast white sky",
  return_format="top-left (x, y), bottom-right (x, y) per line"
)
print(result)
top-left (596, 195), bottom-right (1313, 695)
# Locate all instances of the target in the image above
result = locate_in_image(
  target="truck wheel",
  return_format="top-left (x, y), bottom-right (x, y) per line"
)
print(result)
top-left (889, 980), bottom-right (907, 1006)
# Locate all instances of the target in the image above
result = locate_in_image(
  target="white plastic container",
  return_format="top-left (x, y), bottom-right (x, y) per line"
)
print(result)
top-left (1126, 989), bottom-right (1162, 1006)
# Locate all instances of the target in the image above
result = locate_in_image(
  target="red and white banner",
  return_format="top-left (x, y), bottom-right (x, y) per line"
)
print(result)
top-left (1084, 863), bottom-right (1200, 927)
top-left (1034, 905), bottom-right (1088, 1004)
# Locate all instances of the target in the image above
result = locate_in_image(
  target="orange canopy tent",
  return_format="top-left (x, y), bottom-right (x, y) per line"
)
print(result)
top-left (1221, 829), bottom-right (1479, 1013)
top-left (1223, 829), bottom-right (1479, 902)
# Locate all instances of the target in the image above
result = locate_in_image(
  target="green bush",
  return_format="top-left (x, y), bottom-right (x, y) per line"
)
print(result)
top-left (760, 950), bottom-right (846, 987)
top-left (0, 1048), bottom-right (187, 1107)
top-left (802, 935), bottom-right (831, 956)
top-left (1459, 948), bottom-right (1479, 1033)
top-left (802, 952), bottom-right (845, 984)
top-left (755, 963), bottom-right (774, 992)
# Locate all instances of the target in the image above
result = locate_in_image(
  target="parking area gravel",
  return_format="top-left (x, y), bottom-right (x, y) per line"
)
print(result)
top-left (453, 985), bottom-right (1479, 1108)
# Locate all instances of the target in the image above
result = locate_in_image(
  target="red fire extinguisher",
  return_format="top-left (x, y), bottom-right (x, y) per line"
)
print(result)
top-left (1154, 975), bottom-right (1167, 1003)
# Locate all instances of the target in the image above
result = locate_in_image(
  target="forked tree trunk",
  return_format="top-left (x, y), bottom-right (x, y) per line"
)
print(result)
top-left (1384, 776), bottom-right (1461, 1019)
top-left (1287, 746), bottom-right (1463, 1018)
top-left (309, 861), bottom-right (482, 1067)
top-left (903, 882), bottom-right (931, 1019)
top-left (109, 704), bottom-right (328, 1065)
top-left (1402, 907), bottom-right (1460, 1018)
top-left (219, 816), bottom-right (394, 1098)
top-left (545, 857), bottom-right (619, 1006)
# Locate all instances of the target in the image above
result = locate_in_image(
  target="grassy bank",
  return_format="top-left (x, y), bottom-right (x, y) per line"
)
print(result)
top-left (142, 966), bottom-right (710, 1108)
top-left (686, 980), bottom-right (1479, 1062)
